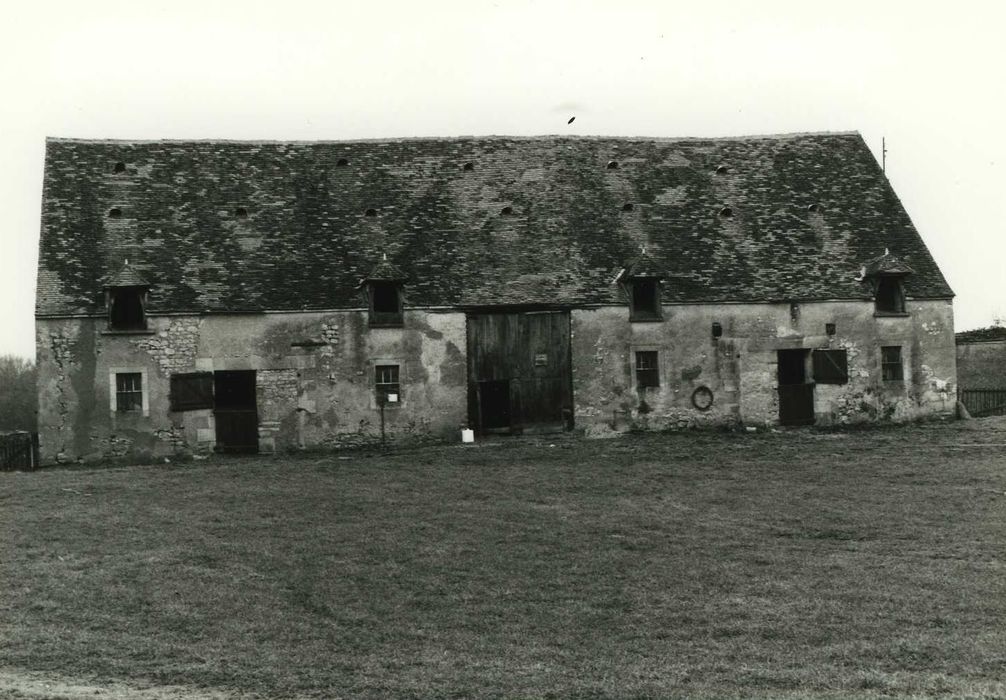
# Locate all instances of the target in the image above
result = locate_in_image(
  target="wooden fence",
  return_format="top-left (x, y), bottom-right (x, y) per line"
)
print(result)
top-left (0, 432), bottom-right (39, 471)
top-left (959, 389), bottom-right (1006, 418)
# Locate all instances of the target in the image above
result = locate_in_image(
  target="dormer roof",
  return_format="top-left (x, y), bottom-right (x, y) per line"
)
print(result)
top-left (862, 250), bottom-right (915, 277)
top-left (102, 261), bottom-right (150, 288)
top-left (363, 257), bottom-right (406, 283)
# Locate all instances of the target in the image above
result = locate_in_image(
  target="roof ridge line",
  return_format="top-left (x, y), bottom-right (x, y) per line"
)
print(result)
top-left (44, 131), bottom-right (862, 146)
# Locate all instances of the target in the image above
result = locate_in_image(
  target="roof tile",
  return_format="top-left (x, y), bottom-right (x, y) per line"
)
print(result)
top-left (36, 133), bottom-right (953, 315)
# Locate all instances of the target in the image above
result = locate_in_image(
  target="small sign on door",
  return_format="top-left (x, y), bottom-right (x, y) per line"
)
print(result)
top-left (534, 353), bottom-right (548, 366)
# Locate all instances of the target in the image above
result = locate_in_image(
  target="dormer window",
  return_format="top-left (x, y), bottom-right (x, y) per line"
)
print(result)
top-left (103, 262), bottom-right (151, 332)
top-left (629, 278), bottom-right (662, 321)
top-left (108, 286), bottom-right (147, 330)
top-left (368, 281), bottom-right (403, 327)
top-left (620, 252), bottom-right (665, 322)
top-left (875, 276), bottom-right (905, 314)
top-left (362, 255), bottom-right (406, 328)
top-left (862, 251), bottom-right (913, 317)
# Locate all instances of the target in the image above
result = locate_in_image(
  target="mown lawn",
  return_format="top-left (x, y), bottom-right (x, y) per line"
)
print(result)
top-left (2, 421), bottom-right (1006, 699)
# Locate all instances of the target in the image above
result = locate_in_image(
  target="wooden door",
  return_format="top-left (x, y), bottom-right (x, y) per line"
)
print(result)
top-left (214, 370), bottom-right (259, 453)
top-left (777, 350), bottom-right (815, 426)
top-left (467, 311), bottom-right (572, 434)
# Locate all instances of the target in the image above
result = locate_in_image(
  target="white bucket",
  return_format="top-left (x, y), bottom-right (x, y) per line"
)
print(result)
top-left (461, 428), bottom-right (475, 444)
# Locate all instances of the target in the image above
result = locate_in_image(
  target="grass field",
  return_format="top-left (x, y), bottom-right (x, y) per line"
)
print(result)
top-left (2, 420), bottom-right (1006, 699)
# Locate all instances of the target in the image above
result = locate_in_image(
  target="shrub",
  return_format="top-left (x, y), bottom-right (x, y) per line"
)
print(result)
top-left (0, 355), bottom-right (37, 432)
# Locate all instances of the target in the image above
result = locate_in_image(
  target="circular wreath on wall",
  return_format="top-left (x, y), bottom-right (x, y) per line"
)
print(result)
top-left (691, 386), bottom-right (714, 411)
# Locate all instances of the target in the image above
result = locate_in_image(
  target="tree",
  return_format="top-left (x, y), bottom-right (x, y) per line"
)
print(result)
top-left (0, 355), bottom-right (37, 432)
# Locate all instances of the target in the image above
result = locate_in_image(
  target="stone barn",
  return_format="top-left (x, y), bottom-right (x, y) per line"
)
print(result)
top-left (35, 132), bottom-right (957, 463)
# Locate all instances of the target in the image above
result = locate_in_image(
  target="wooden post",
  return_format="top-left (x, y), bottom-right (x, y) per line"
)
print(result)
top-left (378, 393), bottom-right (386, 447)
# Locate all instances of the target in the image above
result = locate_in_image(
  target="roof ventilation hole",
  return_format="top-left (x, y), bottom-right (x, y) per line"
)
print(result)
top-left (364, 208), bottom-right (378, 217)
top-left (108, 207), bottom-right (122, 218)
top-left (606, 160), bottom-right (619, 170)
top-left (235, 207), bottom-right (248, 218)
top-left (463, 162), bottom-right (474, 171)
top-left (113, 162), bottom-right (126, 174)
top-left (808, 203), bottom-right (821, 213)
top-left (715, 165), bottom-right (729, 175)
top-left (622, 203), bottom-right (634, 212)
top-left (719, 206), bottom-right (733, 219)
top-left (336, 158), bottom-right (349, 167)
top-left (501, 206), bottom-right (514, 216)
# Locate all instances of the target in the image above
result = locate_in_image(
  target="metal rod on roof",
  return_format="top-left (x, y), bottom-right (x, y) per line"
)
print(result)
top-left (882, 137), bottom-right (887, 173)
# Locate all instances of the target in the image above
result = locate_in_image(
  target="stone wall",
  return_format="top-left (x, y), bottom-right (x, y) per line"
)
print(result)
top-left (571, 298), bottom-right (957, 433)
top-left (36, 308), bottom-right (468, 463)
top-left (956, 340), bottom-right (1006, 390)
top-left (36, 298), bottom-right (957, 463)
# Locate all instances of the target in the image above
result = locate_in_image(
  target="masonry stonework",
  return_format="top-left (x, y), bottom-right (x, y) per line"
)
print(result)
top-left (36, 309), bottom-right (469, 463)
top-left (37, 298), bottom-right (956, 463)
top-left (571, 299), bottom-right (956, 434)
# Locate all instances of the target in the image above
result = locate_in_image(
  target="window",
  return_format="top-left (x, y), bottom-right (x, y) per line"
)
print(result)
top-left (375, 365), bottom-right (401, 405)
top-left (813, 349), bottom-right (848, 384)
top-left (635, 351), bottom-right (660, 389)
top-left (881, 346), bottom-right (904, 381)
top-left (875, 276), bottom-right (905, 314)
top-left (629, 279), bottom-right (661, 321)
top-left (368, 282), bottom-right (403, 327)
top-left (108, 287), bottom-right (146, 330)
top-left (170, 372), bottom-right (213, 411)
top-left (115, 373), bottom-right (143, 413)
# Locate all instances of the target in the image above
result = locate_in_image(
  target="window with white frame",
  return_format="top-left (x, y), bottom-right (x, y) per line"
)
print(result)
top-left (375, 364), bottom-right (401, 405)
top-left (115, 372), bottom-right (143, 412)
top-left (109, 369), bottom-right (148, 416)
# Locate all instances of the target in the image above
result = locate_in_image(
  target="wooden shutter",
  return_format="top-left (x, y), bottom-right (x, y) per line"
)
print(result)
top-left (812, 349), bottom-right (848, 385)
top-left (170, 372), bottom-right (214, 411)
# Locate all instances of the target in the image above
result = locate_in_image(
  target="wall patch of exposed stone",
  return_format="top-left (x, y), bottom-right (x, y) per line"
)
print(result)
top-left (131, 317), bottom-right (201, 375)
top-left (257, 368), bottom-right (299, 452)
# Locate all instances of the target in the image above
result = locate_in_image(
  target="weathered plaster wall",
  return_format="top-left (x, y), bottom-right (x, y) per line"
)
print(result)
top-left (36, 318), bottom-right (183, 463)
top-left (36, 309), bottom-right (467, 463)
top-left (571, 298), bottom-right (956, 432)
top-left (956, 340), bottom-right (1006, 390)
top-left (37, 298), bottom-right (955, 462)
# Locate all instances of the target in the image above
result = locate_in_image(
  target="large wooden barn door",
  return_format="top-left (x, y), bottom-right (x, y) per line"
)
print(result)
top-left (467, 311), bottom-right (573, 434)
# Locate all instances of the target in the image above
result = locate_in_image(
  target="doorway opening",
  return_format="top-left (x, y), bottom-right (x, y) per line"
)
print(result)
top-left (478, 379), bottom-right (512, 433)
top-left (777, 349), bottom-right (815, 426)
top-left (214, 370), bottom-right (258, 453)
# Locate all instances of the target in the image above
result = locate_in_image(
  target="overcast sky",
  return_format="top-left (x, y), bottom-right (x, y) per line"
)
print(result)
top-left (2, 0), bottom-right (1003, 359)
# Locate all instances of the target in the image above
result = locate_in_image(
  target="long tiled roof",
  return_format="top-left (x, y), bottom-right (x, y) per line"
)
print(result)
top-left (36, 133), bottom-right (953, 316)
